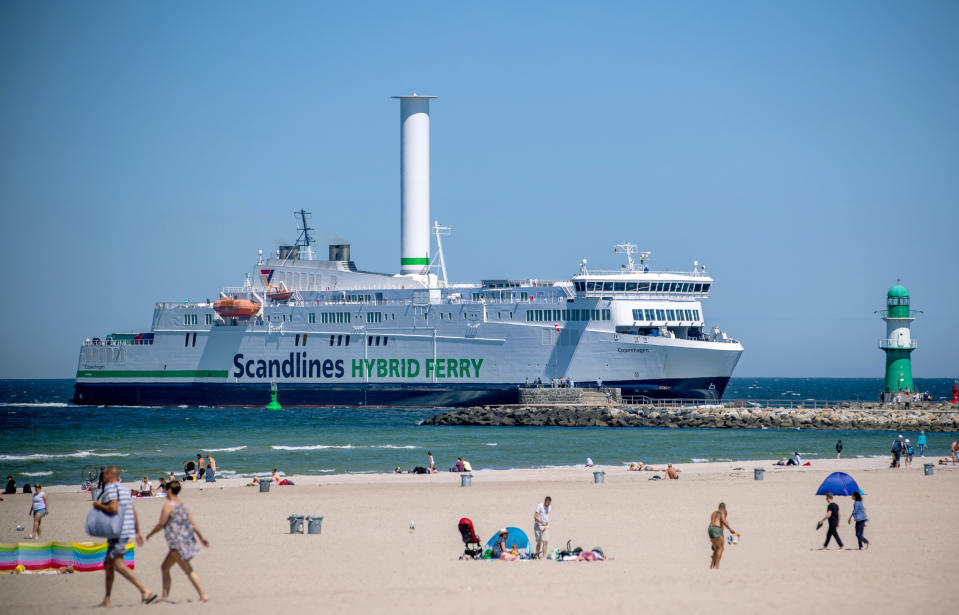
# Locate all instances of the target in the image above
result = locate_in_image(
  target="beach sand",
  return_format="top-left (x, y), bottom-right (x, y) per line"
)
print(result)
top-left (1, 457), bottom-right (956, 614)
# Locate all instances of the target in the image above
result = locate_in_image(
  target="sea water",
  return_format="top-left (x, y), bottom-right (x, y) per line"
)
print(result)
top-left (0, 378), bottom-right (954, 488)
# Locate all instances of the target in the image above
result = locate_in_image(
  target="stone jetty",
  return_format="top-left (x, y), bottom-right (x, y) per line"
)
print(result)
top-left (423, 400), bottom-right (959, 432)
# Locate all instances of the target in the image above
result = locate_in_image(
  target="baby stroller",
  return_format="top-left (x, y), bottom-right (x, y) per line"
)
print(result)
top-left (458, 517), bottom-right (483, 559)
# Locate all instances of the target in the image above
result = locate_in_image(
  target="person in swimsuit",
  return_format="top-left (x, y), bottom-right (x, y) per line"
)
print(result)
top-left (146, 480), bottom-right (210, 603)
top-left (29, 484), bottom-right (47, 539)
top-left (708, 502), bottom-right (736, 569)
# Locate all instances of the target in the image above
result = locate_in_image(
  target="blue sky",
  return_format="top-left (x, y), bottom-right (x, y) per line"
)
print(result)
top-left (1, 1), bottom-right (957, 378)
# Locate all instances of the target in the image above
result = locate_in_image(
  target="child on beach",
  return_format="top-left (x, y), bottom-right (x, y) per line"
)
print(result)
top-left (146, 480), bottom-right (210, 603)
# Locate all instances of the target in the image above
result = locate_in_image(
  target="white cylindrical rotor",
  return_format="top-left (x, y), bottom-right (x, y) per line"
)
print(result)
top-left (393, 94), bottom-right (436, 274)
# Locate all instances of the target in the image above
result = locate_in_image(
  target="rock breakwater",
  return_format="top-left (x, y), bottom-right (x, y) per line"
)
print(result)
top-left (422, 404), bottom-right (959, 431)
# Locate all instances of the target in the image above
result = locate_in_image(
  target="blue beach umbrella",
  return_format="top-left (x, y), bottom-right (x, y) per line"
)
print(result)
top-left (485, 526), bottom-right (531, 554)
top-left (815, 472), bottom-right (861, 496)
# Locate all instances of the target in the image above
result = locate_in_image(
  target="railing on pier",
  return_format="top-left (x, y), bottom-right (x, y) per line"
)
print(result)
top-left (617, 397), bottom-right (920, 410)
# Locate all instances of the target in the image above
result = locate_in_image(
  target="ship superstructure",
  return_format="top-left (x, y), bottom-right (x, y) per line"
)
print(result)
top-left (73, 96), bottom-right (742, 406)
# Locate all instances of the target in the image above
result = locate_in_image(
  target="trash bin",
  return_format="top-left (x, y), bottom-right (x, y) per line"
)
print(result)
top-left (924, 463), bottom-right (934, 476)
top-left (259, 480), bottom-right (271, 493)
top-left (754, 468), bottom-right (765, 481)
top-left (460, 474), bottom-right (472, 487)
top-left (287, 514), bottom-right (305, 534)
top-left (306, 515), bottom-right (324, 534)
top-left (593, 471), bottom-right (605, 484)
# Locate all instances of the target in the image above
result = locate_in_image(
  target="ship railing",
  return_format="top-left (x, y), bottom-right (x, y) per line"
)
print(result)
top-left (577, 268), bottom-right (709, 277)
top-left (84, 338), bottom-right (153, 346)
top-left (878, 338), bottom-right (918, 349)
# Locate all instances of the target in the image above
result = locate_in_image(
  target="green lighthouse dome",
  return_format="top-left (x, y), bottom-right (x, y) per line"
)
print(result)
top-left (886, 283), bottom-right (910, 317)
top-left (887, 284), bottom-right (909, 299)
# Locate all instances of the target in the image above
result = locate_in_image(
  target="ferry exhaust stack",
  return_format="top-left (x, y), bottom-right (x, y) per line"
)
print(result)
top-left (393, 94), bottom-right (435, 275)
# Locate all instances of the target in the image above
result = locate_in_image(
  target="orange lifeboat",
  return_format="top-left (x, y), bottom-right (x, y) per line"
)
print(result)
top-left (267, 284), bottom-right (294, 302)
top-left (214, 298), bottom-right (260, 318)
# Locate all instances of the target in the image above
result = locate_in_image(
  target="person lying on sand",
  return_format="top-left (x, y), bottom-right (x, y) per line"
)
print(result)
top-left (246, 477), bottom-right (260, 487)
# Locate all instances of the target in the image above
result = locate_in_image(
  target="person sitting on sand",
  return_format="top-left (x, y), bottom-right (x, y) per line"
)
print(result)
top-left (491, 528), bottom-right (510, 560)
top-left (394, 467), bottom-right (403, 474)
top-left (272, 469), bottom-right (294, 486)
top-left (774, 458), bottom-right (788, 466)
top-left (246, 476), bottom-right (261, 487)
top-left (462, 458), bottom-right (473, 472)
top-left (952, 441), bottom-right (959, 464)
top-left (137, 477), bottom-right (153, 497)
top-left (665, 464), bottom-right (679, 480)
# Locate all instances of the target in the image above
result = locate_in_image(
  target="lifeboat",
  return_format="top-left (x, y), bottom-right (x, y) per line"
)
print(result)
top-left (213, 298), bottom-right (260, 318)
top-left (267, 284), bottom-right (294, 302)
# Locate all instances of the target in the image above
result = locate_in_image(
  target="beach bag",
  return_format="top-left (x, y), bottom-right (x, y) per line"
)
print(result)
top-left (85, 485), bottom-right (122, 539)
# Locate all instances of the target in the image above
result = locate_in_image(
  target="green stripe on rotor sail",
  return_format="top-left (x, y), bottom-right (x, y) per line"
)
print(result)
top-left (401, 257), bottom-right (430, 265)
top-left (76, 370), bottom-right (228, 378)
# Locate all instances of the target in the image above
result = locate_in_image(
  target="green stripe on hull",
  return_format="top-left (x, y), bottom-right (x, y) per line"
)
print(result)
top-left (77, 370), bottom-right (228, 378)
top-left (400, 257), bottom-right (429, 265)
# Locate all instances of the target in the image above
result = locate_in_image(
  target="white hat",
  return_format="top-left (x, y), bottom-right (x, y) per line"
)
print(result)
top-left (905, 439), bottom-right (910, 443)
top-left (499, 527), bottom-right (509, 535)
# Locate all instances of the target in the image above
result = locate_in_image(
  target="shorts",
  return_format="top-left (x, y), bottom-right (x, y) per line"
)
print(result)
top-left (106, 538), bottom-right (129, 559)
top-left (708, 526), bottom-right (723, 539)
top-left (534, 524), bottom-right (549, 543)
top-left (33, 508), bottom-right (46, 518)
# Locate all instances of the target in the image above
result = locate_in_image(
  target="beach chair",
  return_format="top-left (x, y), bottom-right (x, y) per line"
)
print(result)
top-left (457, 517), bottom-right (483, 559)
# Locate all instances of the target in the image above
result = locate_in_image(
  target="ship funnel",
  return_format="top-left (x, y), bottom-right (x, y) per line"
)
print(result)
top-left (393, 94), bottom-right (436, 275)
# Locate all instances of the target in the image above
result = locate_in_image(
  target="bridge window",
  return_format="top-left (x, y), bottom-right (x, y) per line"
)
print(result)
top-left (656, 309), bottom-right (665, 320)
top-left (614, 282), bottom-right (625, 291)
top-left (308, 312), bottom-right (315, 324)
top-left (632, 309), bottom-right (642, 320)
top-left (295, 334), bottom-right (300, 347)
top-left (302, 334), bottom-right (308, 346)
top-left (645, 309), bottom-right (655, 320)
top-left (666, 309), bottom-right (675, 320)
top-left (702, 283), bottom-right (711, 293)
top-left (602, 309), bottom-right (611, 320)
top-left (330, 335), bottom-right (335, 346)
top-left (693, 310), bottom-right (700, 320)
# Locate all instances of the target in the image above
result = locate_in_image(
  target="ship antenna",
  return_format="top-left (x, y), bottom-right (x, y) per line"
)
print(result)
top-left (614, 242), bottom-right (638, 271)
top-left (294, 209), bottom-right (314, 260)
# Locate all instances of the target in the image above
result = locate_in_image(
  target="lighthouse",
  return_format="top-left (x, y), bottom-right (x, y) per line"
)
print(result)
top-left (877, 283), bottom-right (921, 393)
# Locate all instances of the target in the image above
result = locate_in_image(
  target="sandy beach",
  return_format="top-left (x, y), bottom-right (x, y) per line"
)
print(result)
top-left (1, 457), bottom-right (956, 614)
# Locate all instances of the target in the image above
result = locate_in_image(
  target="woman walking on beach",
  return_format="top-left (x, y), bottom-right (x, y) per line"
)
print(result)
top-left (28, 484), bottom-right (47, 539)
top-left (708, 503), bottom-right (736, 569)
top-left (146, 480), bottom-right (210, 603)
top-left (847, 491), bottom-right (869, 549)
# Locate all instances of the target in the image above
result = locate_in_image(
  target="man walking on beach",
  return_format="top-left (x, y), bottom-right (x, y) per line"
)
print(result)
top-left (818, 493), bottom-right (843, 550)
top-left (708, 502), bottom-right (736, 569)
top-left (533, 496), bottom-right (551, 559)
top-left (916, 431), bottom-right (926, 457)
top-left (94, 466), bottom-right (156, 606)
top-left (891, 436), bottom-right (903, 468)
top-left (835, 440), bottom-right (843, 459)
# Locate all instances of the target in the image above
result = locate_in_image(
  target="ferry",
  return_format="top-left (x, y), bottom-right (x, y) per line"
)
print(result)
top-left (73, 95), bottom-right (743, 407)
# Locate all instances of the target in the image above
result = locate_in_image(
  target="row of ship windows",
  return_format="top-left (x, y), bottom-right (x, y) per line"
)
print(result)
top-left (472, 292), bottom-right (530, 301)
top-left (574, 281), bottom-right (711, 293)
top-left (293, 333), bottom-right (393, 347)
top-left (632, 308), bottom-right (700, 321)
top-left (526, 309), bottom-right (611, 322)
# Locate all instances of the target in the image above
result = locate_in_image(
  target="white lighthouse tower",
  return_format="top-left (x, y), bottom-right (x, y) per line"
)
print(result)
top-left (393, 94), bottom-right (436, 276)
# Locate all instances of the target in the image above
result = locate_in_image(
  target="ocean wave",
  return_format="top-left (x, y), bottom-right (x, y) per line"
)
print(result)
top-left (371, 445), bottom-right (418, 449)
top-left (484, 443), bottom-right (498, 446)
top-left (310, 469), bottom-right (336, 473)
top-left (690, 458), bottom-right (710, 463)
top-left (19, 471), bottom-right (53, 476)
top-left (203, 446), bottom-right (247, 452)
top-left (271, 444), bottom-right (354, 451)
top-left (0, 402), bottom-right (71, 408)
top-left (0, 451), bottom-right (131, 461)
